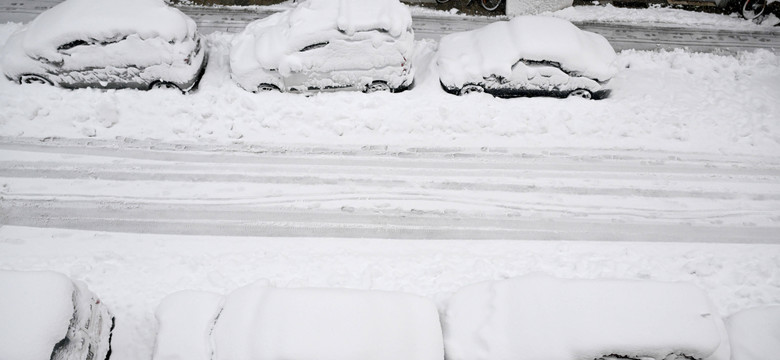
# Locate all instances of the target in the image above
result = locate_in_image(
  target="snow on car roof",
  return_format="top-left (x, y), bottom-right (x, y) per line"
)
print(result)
top-left (437, 16), bottom-right (617, 87)
top-left (21, 0), bottom-right (196, 61)
top-left (0, 271), bottom-right (76, 360)
top-left (231, 0), bottom-right (412, 72)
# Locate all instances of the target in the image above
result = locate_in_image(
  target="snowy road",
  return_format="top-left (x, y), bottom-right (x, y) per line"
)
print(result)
top-left (2, 137), bottom-right (778, 243)
top-left (1, 1), bottom-right (779, 52)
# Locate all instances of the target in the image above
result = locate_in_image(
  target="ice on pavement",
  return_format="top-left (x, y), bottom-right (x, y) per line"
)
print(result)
top-left (443, 274), bottom-right (730, 360)
top-left (0, 270), bottom-right (75, 360)
top-left (155, 281), bottom-right (444, 360)
top-left (153, 290), bottom-right (224, 360)
top-left (437, 16), bottom-right (616, 89)
top-left (726, 305), bottom-right (780, 360)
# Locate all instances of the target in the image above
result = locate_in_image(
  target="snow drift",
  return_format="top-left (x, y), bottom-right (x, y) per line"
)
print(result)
top-left (506, 0), bottom-right (573, 16)
top-left (442, 274), bottom-right (730, 360)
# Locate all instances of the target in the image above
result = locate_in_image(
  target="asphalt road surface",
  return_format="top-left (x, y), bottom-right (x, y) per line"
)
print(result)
top-left (1, 0), bottom-right (779, 52)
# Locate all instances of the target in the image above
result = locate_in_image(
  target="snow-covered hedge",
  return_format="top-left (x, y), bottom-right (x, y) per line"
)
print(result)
top-left (442, 274), bottom-right (730, 360)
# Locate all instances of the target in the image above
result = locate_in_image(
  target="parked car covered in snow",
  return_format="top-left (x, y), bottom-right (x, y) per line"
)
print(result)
top-left (0, 0), bottom-right (207, 92)
top-left (437, 16), bottom-right (617, 100)
top-left (230, 0), bottom-right (415, 94)
top-left (153, 282), bottom-right (443, 360)
top-left (0, 270), bottom-right (114, 360)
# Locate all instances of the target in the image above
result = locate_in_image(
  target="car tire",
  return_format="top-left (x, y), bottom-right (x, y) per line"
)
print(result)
top-left (459, 84), bottom-right (484, 96)
top-left (364, 81), bottom-right (391, 93)
top-left (19, 74), bottom-right (52, 86)
top-left (256, 83), bottom-right (281, 93)
top-left (567, 89), bottom-right (593, 99)
top-left (150, 81), bottom-right (183, 92)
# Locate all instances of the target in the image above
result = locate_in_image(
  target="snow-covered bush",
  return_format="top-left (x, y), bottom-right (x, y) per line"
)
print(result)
top-left (442, 274), bottom-right (730, 360)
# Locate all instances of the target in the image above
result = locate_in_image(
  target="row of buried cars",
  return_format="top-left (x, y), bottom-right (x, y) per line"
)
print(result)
top-left (3, 269), bottom-right (777, 360)
top-left (0, 0), bottom-right (618, 99)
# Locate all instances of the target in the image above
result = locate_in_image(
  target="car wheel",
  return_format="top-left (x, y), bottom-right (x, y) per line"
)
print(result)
top-left (364, 81), bottom-right (391, 93)
top-left (256, 83), bottom-right (281, 93)
top-left (150, 81), bottom-right (182, 91)
top-left (20, 74), bottom-right (52, 86)
top-left (567, 89), bottom-right (593, 99)
top-left (742, 0), bottom-right (767, 20)
top-left (459, 84), bottom-right (484, 96)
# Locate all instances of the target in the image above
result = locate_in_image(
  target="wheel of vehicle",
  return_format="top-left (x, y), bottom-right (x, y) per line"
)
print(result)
top-left (567, 89), bottom-right (593, 99)
top-left (435, 0), bottom-right (450, 3)
top-left (19, 74), bottom-right (52, 86)
top-left (742, 0), bottom-right (767, 20)
top-left (150, 81), bottom-right (182, 91)
top-left (256, 83), bottom-right (281, 93)
top-left (364, 81), bottom-right (391, 93)
top-left (459, 84), bottom-right (484, 96)
top-left (480, 0), bottom-right (502, 11)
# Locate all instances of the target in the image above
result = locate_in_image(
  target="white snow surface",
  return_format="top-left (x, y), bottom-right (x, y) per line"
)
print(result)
top-left (210, 282), bottom-right (443, 360)
top-left (0, 270), bottom-right (74, 360)
top-left (437, 16), bottom-right (616, 89)
top-left (726, 306), bottom-right (780, 360)
top-left (153, 290), bottom-right (223, 360)
top-left (506, 0), bottom-right (573, 16)
top-left (18, 0), bottom-right (196, 62)
top-left (444, 274), bottom-right (729, 360)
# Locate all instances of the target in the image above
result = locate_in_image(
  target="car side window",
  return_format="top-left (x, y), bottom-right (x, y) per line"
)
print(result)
top-left (57, 39), bottom-right (89, 51)
top-left (299, 42), bottom-right (328, 52)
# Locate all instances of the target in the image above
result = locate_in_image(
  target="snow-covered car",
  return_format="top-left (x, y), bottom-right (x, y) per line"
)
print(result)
top-left (153, 282), bottom-right (443, 360)
top-left (0, 0), bottom-right (207, 92)
top-left (437, 16), bottom-right (617, 100)
top-left (230, 0), bottom-right (415, 94)
top-left (0, 270), bottom-right (114, 360)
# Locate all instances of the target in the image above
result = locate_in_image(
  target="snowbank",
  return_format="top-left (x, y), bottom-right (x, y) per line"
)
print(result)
top-left (0, 270), bottom-right (75, 360)
top-left (726, 306), bottom-right (780, 360)
top-left (212, 282), bottom-right (444, 360)
top-left (443, 274), bottom-right (730, 360)
top-left (506, 0), bottom-right (572, 16)
top-left (153, 290), bottom-right (224, 360)
top-left (437, 16), bottom-right (616, 89)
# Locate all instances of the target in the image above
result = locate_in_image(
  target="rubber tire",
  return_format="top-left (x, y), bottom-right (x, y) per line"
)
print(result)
top-left (567, 89), bottom-right (593, 99)
top-left (256, 83), bottom-right (281, 93)
top-left (150, 81), bottom-right (182, 91)
top-left (742, 0), bottom-right (767, 20)
top-left (481, 0), bottom-right (502, 11)
top-left (364, 81), bottom-right (391, 93)
top-left (20, 74), bottom-right (52, 86)
top-left (459, 84), bottom-right (485, 96)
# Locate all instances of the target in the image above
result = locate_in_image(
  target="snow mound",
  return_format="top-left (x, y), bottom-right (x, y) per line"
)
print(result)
top-left (506, 0), bottom-right (573, 16)
top-left (437, 16), bottom-right (616, 89)
top-left (0, 270), bottom-right (75, 360)
top-left (19, 0), bottom-right (196, 62)
top-left (212, 282), bottom-right (444, 360)
top-left (443, 274), bottom-right (729, 360)
top-left (153, 290), bottom-right (224, 360)
top-left (726, 305), bottom-right (780, 360)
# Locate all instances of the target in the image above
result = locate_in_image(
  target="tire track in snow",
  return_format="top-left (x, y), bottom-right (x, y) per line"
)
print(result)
top-left (1, 138), bottom-right (778, 243)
